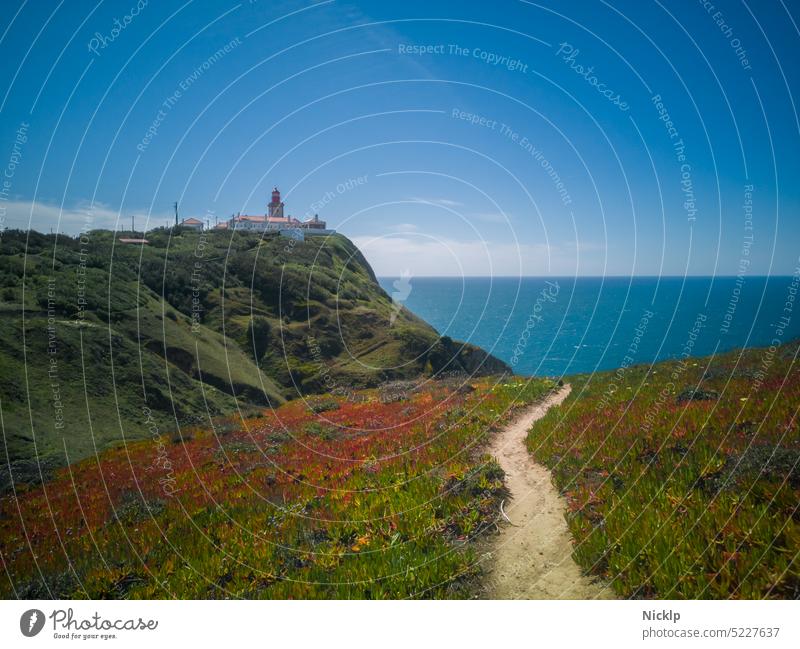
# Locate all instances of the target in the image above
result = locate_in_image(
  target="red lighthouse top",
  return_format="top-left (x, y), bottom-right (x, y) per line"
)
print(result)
top-left (270, 187), bottom-right (281, 204)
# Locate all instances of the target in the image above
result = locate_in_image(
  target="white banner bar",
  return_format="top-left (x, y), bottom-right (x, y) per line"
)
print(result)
top-left (1, 600), bottom-right (798, 648)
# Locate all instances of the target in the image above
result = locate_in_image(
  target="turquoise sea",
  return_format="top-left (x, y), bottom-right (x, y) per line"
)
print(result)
top-left (378, 276), bottom-right (800, 377)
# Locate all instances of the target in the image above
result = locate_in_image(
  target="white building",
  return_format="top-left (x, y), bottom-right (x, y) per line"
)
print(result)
top-left (226, 188), bottom-right (334, 234)
top-left (180, 217), bottom-right (204, 230)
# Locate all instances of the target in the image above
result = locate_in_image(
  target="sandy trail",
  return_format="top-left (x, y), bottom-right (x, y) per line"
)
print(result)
top-left (485, 385), bottom-right (613, 599)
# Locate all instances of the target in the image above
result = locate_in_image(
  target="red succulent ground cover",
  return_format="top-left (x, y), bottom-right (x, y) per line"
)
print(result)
top-left (527, 343), bottom-right (800, 599)
top-left (1, 377), bottom-right (554, 599)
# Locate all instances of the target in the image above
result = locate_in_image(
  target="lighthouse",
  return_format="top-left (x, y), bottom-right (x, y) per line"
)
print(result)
top-left (268, 187), bottom-right (285, 219)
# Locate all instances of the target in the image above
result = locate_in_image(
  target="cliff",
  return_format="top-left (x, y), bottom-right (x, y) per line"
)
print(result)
top-left (0, 228), bottom-right (508, 469)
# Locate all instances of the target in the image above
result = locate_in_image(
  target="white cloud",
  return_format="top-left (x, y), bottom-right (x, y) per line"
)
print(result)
top-left (0, 199), bottom-right (171, 235)
top-left (391, 222), bottom-right (419, 232)
top-left (351, 235), bottom-right (589, 276)
top-left (1, 199), bottom-right (609, 275)
top-left (407, 197), bottom-right (464, 208)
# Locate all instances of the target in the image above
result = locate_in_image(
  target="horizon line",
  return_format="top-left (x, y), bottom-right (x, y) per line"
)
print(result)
top-left (376, 274), bottom-right (796, 279)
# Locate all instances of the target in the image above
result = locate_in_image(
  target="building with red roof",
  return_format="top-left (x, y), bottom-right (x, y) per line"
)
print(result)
top-left (180, 217), bottom-right (204, 231)
top-left (225, 187), bottom-right (333, 235)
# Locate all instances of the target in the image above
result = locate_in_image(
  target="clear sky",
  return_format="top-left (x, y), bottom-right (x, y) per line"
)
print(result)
top-left (0, 0), bottom-right (798, 276)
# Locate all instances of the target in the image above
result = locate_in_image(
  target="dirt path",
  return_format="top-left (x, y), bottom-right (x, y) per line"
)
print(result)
top-left (484, 385), bottom-right (613, 599)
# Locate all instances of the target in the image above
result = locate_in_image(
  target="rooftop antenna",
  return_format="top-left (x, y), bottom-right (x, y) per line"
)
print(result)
top-left (173, 201), bottom-right (179, 227)
top-left (131, 214), bottom-right (134, 234)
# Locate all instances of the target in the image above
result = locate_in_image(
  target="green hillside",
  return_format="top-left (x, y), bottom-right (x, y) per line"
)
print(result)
top-left (526, 342), bottom-right (800, 598)
top-left (0, 228), bottom-right (507, 481)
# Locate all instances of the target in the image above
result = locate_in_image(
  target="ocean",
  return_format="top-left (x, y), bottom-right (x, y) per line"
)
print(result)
top-left (377, 276), bottom-right (800, 377)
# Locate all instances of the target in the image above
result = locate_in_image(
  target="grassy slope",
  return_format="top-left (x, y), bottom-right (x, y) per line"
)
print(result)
top-left (0, 229), bottom-right (508, 475)
top-left (0, 377), bottom-right (555, 599)
top-left (527, 342), bottom-right (800, 599)
top-left (0, 230), bottom-right (282, 477)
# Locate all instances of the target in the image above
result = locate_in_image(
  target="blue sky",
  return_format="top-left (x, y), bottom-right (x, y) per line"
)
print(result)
top-left (0, 0), bottom-right (798, 276)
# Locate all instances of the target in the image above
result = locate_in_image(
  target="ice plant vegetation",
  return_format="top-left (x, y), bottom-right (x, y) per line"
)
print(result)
top-left (0, 378), bottom-right (554, 598)
top-left (527, 343), bottom-right (800, 599)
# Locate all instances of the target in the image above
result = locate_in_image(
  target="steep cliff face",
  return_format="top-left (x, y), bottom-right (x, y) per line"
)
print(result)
top-left (0, 229), bottom-right (509, 466)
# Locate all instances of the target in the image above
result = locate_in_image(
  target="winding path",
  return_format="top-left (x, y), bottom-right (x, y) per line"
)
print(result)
top-left (485, 385), bottom-right (613, 599)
